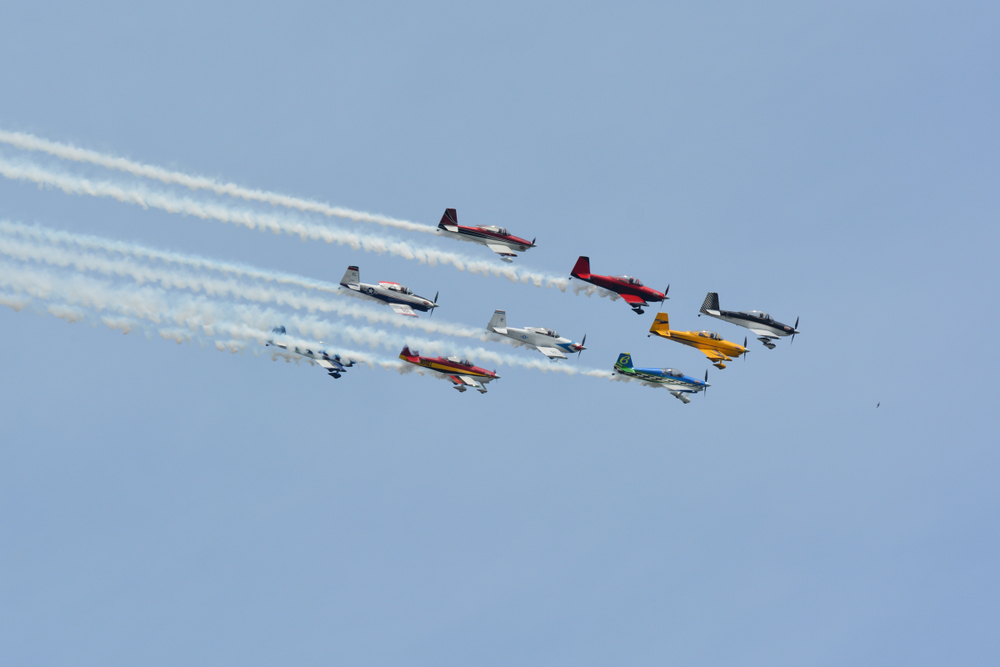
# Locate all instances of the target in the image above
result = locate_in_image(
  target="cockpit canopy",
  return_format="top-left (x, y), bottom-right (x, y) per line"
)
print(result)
top-left (613, 275), bottom-right (643, 286)
top-left (743, 310), bottom-right (769, 320)
top-left (660, 368), bottom-right (685, 377)
top-left (477, 225), bottom-right (509, 236)
top-left (447, 356), bottom-right (473, 366)
top-left (535, 328), bottom-right (558, 338)
top-left (379, 282), bottom-right (412, 295)
top-left (697, 331), bottom-right (720, 340)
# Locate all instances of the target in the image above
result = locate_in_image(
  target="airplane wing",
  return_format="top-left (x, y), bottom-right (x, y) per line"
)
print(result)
top-left (696, 346), bottom-right (731, 363)
top-left (390, 303), bottom-right (418, 317)
top-left (447, 374), bottom-right (486, 392)
top-left (486, 243), bottom-right (518, 258)
top-left (620, 293), bottom-right (647, 306)
top-left (536, 346), bottom-right (568, 360)
top-left (748, 327), bottom-right (775, 338)
top-left (317, 359), bottom-right (346, 372)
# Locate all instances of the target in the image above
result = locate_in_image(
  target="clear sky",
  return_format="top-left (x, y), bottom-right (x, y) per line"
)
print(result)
top-left (1, 2), bottom-right (998, 665)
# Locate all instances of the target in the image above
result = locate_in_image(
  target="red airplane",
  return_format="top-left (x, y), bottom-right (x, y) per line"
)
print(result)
top-left (399, 346), bottom-right (499, 393)
top-left (436, 208), bottom-right (536, 263)
top-left (570, 256), bottom-right (668, 314)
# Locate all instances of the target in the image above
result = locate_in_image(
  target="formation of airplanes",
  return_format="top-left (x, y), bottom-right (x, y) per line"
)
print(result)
top-left (264, 206), bottom-right (799, 399)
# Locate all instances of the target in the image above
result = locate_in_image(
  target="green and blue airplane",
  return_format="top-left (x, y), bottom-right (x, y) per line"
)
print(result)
top-left (612, 353), bottom-right (709, 404)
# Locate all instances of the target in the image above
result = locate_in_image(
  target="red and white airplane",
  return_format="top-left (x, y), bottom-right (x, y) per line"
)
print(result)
top-left (570, 256), bottom-right (669, 314)
top-left (398, 346), bottom-right (499, 393)
top-left (436, 208), bottom-right (536, 262)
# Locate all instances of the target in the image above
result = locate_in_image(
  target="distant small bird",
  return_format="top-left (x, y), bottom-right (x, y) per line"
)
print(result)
top-left (877, 402), bottom-right (880, 408)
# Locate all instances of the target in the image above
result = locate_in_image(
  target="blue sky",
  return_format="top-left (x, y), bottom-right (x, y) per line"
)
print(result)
top-left (1, 2), bottom-right (998, 665)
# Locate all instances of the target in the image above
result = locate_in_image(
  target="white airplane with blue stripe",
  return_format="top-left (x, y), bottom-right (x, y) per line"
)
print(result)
top-left (486, 310), bottom-right (585, 360)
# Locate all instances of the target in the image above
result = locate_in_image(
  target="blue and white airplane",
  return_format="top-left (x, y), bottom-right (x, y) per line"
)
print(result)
top-left (265, 326), bottom-right (356, 379)
top-left (486, 310), bottom-right (585, 360)
top-left (612, 353), bottom-right (709, 403)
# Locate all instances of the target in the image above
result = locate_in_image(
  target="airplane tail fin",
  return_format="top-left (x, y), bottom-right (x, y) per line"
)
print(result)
top-left (438, 208), bottom-right (459, 230)
top-left (571, 256), bottom-right (591, 279)
top-left (400, 346), bottom-right (418, 360)
top-left (700, 292), bottom-right (720, 314)
top-left (340, 265), bottom-right (360, 286)
top-left (614, 353), bottom-right (634, 370)
top-left (649, 313), bottom-right (671, 338)
top-left (270, 325), bottom-right (287, 335)
top-left (487, 309), bottom-right (507, 334)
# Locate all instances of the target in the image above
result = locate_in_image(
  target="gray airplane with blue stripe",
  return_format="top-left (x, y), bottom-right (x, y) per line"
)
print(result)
top-left (699, 292), bottom-right (799, 349)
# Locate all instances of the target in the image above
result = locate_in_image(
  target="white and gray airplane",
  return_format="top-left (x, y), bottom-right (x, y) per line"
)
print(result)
top-left (698, 292), bottom-right (799, 349)
top-left (265, 326), bottom-right (356, 379)
top-left (486, 310), bottom-right (586, 360)
top-left (339, 265), bottom-right (438, 317)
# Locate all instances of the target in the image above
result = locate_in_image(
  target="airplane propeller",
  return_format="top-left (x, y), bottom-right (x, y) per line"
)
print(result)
top-left (662, 284), bottom-right (670, 302)
top-left (703, 369), bottom-right (709, 397)
top-left (791, 316), bottom-right (799, 345)
top-left (430, 291), bottom-right (439, 318)
top-left (531, 237), bottom-right (536, 246)
top-left (743, 336), bottom-right (749, 361)
top-left (578, 334), bottom-right (587, 359)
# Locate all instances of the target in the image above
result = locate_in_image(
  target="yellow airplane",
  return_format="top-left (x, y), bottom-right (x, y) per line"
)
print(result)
top-left (648, 312), bottom-right (748, 369)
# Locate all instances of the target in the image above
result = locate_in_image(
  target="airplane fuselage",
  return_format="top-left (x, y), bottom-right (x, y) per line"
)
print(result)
top-left (702, 309), bottom-right (795, 338)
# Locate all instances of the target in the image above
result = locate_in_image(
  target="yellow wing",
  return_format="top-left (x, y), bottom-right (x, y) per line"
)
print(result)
top-left (695, 345), bottom-right (732, 362)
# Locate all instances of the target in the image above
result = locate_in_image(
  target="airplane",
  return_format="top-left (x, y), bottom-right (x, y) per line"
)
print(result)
top-left (647, 312), bottom-right (748, 369)
top-left (485, 310), bottom-right (585, 361)
top-left (399, 346), bottom-right (499, 393)
top-left (569, 256), bottom-right (668, 314)
top-left (339, 265), bottom-right (438, 317)
top-left (436, 208), bottom-right (536, 263)
top-left (698, 292), bottom-right (799, 349)
top-left (265, 326), bottom-right (356, 379)
top-left (612, 352), bottom-right (709, 404)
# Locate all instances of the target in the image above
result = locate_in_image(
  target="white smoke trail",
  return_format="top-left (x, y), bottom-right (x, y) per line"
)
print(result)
top-left (0, 219), bottom-right (340, 294)
top-left (0, 156), bottom-right (618, 298)
top-left (0, 227), bottom-right (514, 344)
top-left (0, 128), bottom-right (437, 234)
top-left (0, 260), bottom-right (613, 379)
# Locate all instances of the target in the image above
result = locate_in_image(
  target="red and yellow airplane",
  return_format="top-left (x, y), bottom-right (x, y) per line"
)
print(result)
top-left (647, 312), bottom-right (748, 369)
top-left (570, 256), bottom-right (668, 314)
top-left (399, 346), bottom-right (499, 393)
